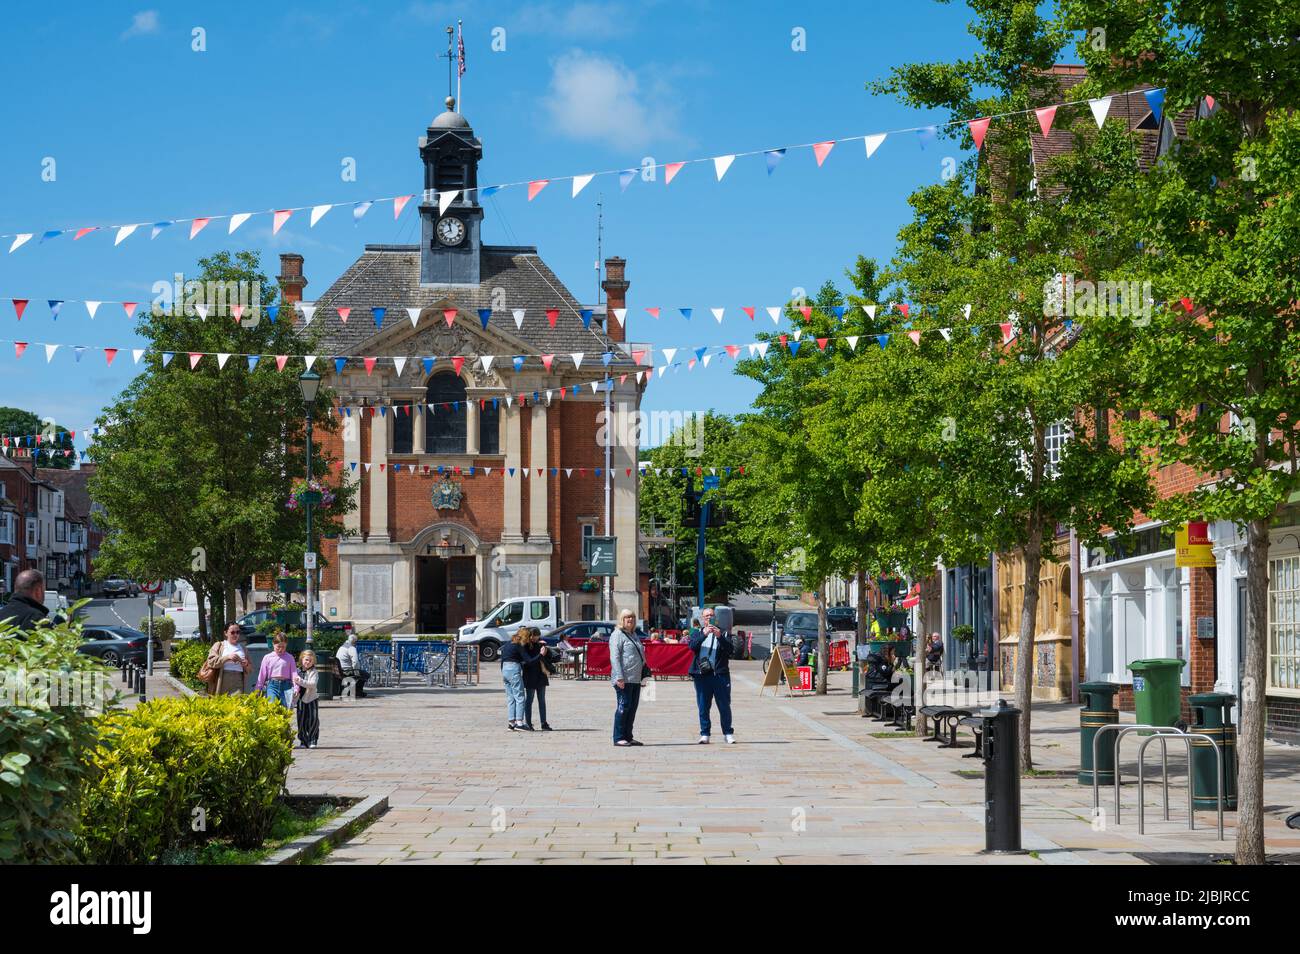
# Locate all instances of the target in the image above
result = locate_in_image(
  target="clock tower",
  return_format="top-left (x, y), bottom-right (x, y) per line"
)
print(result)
top-left (419, 96), bottom-right (484, 286)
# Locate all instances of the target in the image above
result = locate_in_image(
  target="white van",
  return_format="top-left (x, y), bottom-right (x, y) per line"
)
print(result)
top-left (457, 595), bottom-right (563, 661)
top-left (164, 587), bottom-right (211, 639)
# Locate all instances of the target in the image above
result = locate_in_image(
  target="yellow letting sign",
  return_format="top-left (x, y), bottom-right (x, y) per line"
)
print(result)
top-left (1175, 522), bottom-right (1216, 568)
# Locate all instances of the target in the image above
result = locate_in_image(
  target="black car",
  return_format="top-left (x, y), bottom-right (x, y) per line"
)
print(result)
top-left (540, 621), bottom-right (650, 645)
top-left (101, 577), bottom-right (139, 599)
top-left (77, 626), bottom-right (163, 667)
top-left (827, 607), bottom-right (857, 632)
top-left (779, 611), bottom-right (820, 646)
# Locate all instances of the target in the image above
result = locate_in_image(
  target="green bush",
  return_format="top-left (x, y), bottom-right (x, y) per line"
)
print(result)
top-left (0, 616), bottom-right (118, 862)
top-left (78, 694), bottom-right (294, 863)
top-left (142, 614), bottom-right (176, 641)
top-left (306, 629), bottom-right (345, 657)
top-left (169, 639), bottom-right (210, 688)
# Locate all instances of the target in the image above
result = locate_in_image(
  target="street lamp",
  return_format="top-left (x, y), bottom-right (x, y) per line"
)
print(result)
top-left (298, 369), bottom-right (321, 646)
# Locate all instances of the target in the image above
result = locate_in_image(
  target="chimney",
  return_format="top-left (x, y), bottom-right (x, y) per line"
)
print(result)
top-left (278, 253), bottom-right (308, 305)
top-left (600, 256), bottom-right (629, 344)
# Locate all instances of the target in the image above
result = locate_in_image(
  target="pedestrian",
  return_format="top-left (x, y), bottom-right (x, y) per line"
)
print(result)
top-left (610, 608), bottom-right (647, 747)
top-left (207, 623), bottom-right (251, 696)
top-left (255, 631), bottom-right (296, 707)
top-left (335, 632), bottom-right (370, 698)
top-left (690, 607), bottom-right (735, 744)
top-left (925, 632), bottom-right (944, 674)
top-left (522, 627), bottom-right (554, 731)
top-left (294, 649), bottom-right (320, 748)
top-left (500, 629), bottom-right (529, 730)
top-left (0, 569), bottom-right (49, 637)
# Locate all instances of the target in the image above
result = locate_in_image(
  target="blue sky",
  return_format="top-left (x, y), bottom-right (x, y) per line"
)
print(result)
top-left (0, 0), bottom-right (988, 451)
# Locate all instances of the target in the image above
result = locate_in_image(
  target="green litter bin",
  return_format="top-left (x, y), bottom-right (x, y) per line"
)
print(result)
top-left (1078, 681), bottom-right (1120, 785)
top-left (1127, 658), bottom-right (1186, 728)
top-left (1189, 692), bottom-right (1237, 811)
top-left (313, 650), bottom-right (337, 700)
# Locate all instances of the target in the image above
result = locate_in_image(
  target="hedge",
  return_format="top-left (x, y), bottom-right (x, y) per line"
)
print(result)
top-left (0, 617), bottom-right (114, 862)
top-left (78, 694), bottom-right (295, 864)
top-left (169, 639), bottom-right (210, 689)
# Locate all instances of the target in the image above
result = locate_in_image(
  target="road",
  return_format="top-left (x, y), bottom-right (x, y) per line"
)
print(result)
top-left (77, 596), bottom-right (154, 630)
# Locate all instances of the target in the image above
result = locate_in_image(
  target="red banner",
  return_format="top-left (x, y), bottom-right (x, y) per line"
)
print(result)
top-left (583, 641), bottom-right (693, 677)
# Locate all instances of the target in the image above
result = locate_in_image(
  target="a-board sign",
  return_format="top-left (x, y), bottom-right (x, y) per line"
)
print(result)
top-left (795, 666), bottom-right (813, 692)
top-left (759, 646), bottom-right (805, 696)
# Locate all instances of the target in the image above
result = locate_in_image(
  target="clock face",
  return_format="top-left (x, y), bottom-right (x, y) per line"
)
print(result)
top-left (436, 216), bottom-right (466, 247)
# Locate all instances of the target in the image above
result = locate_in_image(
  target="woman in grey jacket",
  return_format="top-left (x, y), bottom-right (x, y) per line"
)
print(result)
top-left (610, 608), bottom-right (646, 747)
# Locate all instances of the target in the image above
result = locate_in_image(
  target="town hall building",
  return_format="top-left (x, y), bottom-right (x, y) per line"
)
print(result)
top-left (271, 98), bottom-right (646, 635)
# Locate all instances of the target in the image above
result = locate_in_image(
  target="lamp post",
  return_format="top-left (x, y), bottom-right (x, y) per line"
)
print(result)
top-left (298, 369), bottom-right (322, 647)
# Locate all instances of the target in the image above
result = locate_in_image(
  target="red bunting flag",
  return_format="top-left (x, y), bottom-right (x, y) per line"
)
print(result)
top-left (364, 357), bottom-right (377, 376)
top-left (275, 355), bottom-right (289, 372)
top-left (123, 302), bottom-right (138, 318)
top-left (443, 308), bottom-right (456, 327)
top-left (908, 331), bottom-right (921, 346)
top-left (779, 334), bottom-right (788, 350)
top-left (969, 117), bottom-right (991, 150)
top-left (272, 209), bottom-right (293, 234)
top-left (1036, 105), bottom-right (1057, 137)
top-left (541, 354), bottom-right (554, 372)
top-left (393, 195), bottom-right (413, 219)
top-left (12, 299), bottom-right (28, 320)
top-left (190, 217), bottom-right (211, 240)
top-left (15, 342), bottom-right (28, 359)
top-left (338, 307), bottom-right (351, 323)
top-left (104, 348), bottom-right (117, 366)
top-left (74, 227), bottom-right (99, 241)
top-left (231, 304), bottom-right (244, 324)
top-left (799, 306), bottom-right (812, 322)
top-left (527, 179), bottom-right (549, 201)
top-left (452, 356), bottom-right (465, 375)
top-left (1000, 322), bottom-right (1014, 341)
top-left (546, 308), bottom-right (559, 328)
top-left (812, 141), bottom-right (835, 166)
top-left (742, 306), bottom-right (755, 320)
top-left (1180, 297), bottom-right (1194, 313)
top-left (725, 345), bottom-right (740, 358)
top-left (816, 338), bottom-right (829, 351)
top-left (645, 307), bottom-right (660, 320)
top-left (663, 162), bottom-right (685, 185)
top-left (188, 352), bottom-right (203, 369)
top-left (632, 350), bottom-right (646, 365)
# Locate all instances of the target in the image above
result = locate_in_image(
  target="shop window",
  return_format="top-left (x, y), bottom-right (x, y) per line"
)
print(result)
top-left (1269, 555), bottom-right (1300, 692)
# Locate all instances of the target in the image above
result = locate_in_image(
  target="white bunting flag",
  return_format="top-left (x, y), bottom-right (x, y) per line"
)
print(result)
top-left (479, 355), bottom-right (494, 373)
top-left (299, 305), bottom-right (316, 326)
top-left (766, 306), bottom-right (781, 324)
top-left (364, 463), bottom-right (372, 473)
top-left (662, 347), bottom-right (678, 365)
top-left (746, 343), bottom-right (760, 356)
top-left (571, 175), bottom-right (594, 198)
top-left (590, 381), bottom-right (601, 393)
top-left (713, 155), bottom-right (735, 180)
top-left (846, 336), bottom-right (859, 351)
top-left (406, 307), bottom-right (422, 328)
top-left (711, 308), bottom-right (725, 324)
top-left (504, 395), bottom-right (513, 407)
top-left (864, 304), bottom-right (877, 320)
top-left (45, 344), bottom-right (59, 363)
top-left (217, 353), bottom-right (231, 369)
top-left (939, 328), bottom-right (952, 342)
top-left (864, 133), bottom-right (887, 158)
top-left (194, 304), bottom-right (209, 321)
top-left (963, 303), bottom-right (972, 320)
top-left (310, 204), bottom-right (332, 227)
top-left (229, 213), bottom-right (252, 234)
top-left (1089, 96), bottom-right (1112, 128)
top-left (565, 469), bottom-right (573, 478)
top-left (657, 366), bottom-right (668, 378)
top-left (85, 301), bottom-right (101, 320)
top-left (512, 308), bottom-right (525, 330)
top-left (10, 234), bottom-right (33, 253)
top-left (132, 349), bottom-right (145, 364)
top-left (755, 341), bottom-right (770, 358)
top-left (439, 190), bottom-right (459, 214)
top-left (114, 224), bottom-right (139, 246)
top-left (793, 328), bottom-right (803, 341)
top-left (611, 308), bottom-right (626, 327)
top-left (484, 467), bottom-right (493, 476)
top-left (702, 354), bottom-right (713, 368)
top-left (571, 353), bottom-right (584, 369)
top-left (393, 357), bottom-right (407, 376)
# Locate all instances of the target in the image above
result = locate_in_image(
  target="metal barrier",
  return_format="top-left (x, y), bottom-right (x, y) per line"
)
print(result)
top-left (1091, 723), bottom-right (1225, 841)
top-left (1137, 733), bottom-right (1224, 840)
top-left (452, 641), bottom-right (480, 686)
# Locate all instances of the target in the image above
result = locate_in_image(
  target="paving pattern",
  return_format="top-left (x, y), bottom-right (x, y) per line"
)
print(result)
top-left (282, 662), bottom-right (1300, 864)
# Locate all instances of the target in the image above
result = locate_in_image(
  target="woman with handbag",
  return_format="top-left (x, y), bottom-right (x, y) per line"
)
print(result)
top-left (610, 608), bottom-right (648, 747)
top-left (521, 628), bottom-right (554, 731)
top-left (204, 623), bottom-right (251, 695)
top-left (688, 607), bottom-right (735, 744)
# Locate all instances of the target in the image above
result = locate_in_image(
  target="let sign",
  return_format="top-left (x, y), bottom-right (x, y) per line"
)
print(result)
top-left (584, 535), bottom-right (617, 576)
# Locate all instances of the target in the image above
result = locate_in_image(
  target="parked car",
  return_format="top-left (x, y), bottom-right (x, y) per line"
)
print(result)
top-left (101, 577), bottom-right (139, 599)
top-left (76, 626), bottom-right (163, 667)
top-left (827, 607), bottom-right (857, 632)
top-left (778, 611), bottom-right (820, 646)
top-left (539, 621), bottom-right (651, 645)
top-left (185, 608), bottom-right (355, 642)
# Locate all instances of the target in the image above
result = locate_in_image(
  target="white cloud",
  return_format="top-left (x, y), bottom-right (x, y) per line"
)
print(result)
top-left (544, 50), bottom-right (678, 149)
top-left (121, 10), bottom-right (160, 40)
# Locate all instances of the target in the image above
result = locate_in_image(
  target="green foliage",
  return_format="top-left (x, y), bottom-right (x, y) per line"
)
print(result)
top-left (168, 639), bottom-right (211, 688)
top-left (308, 629), bottom-right (347, 657)
top-left (143, 614), bottom-right (176, 641)
top-left (78, 694), bottom-right (295, 864)
top-left (88, 250), bottom-right (356, 638)
top-left (0, 617), bottom-right (118, 862)
top-left (952, 624), bottom-right (976, 643)
top-left (0, 406), bottom-right (74, 469)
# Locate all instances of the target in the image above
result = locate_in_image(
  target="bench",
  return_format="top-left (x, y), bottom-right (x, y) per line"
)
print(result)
top-left (957, 716), bottom-right (986, 759)
top-left (920, 706), bottom-right (973, 747)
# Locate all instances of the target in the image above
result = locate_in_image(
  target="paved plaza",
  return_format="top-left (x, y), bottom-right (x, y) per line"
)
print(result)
top-left (281, 663), bottom-right (1300, 865)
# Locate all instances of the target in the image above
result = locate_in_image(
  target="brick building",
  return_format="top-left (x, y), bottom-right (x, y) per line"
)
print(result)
top-left (0, 456), bottom-right (37, 596)
top-left (268, 100), bottom-right (646, 637)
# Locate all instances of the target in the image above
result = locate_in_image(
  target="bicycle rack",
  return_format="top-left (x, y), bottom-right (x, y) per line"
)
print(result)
top-left (1090, 723), bottom-right (1225, 841)
top-left (1137, 732), bottom-right (1223, 840)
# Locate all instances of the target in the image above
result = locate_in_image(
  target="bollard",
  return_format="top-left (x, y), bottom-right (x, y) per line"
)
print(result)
top-left (981, 699), bottom-right (1022, 853)
top-left (121, 658), bottom-right (130, 685)
top-left (1078, 681), bottom-right (1120, 785)
top-left (126, 664), bottom-right (135, 691)
top-left (137, 674), bottom-right (146, 698)
top-left (1190, 692), bottom-right (1237, 811)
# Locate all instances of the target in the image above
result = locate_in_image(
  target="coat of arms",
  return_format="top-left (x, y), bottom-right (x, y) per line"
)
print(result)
top-left (432, 476), bottom-right (464, 511)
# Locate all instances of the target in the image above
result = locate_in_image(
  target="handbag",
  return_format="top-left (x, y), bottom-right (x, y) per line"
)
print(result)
top-left (627, 634), bottom-right (652, 681)
top-left (197, 642), bottom-right (222, 687)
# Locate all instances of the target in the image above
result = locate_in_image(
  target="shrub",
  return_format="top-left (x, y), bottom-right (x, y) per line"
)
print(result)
top-left (142, 614), bottom-right (176, 641)
top-left (169, 639), bottom-right (211, 688)
top-left (78, 694), bottom-right (294, 863)
top-left (309, 629), bottom-right (346, 657)
top-left (0, 617), bottom-right (117, 863)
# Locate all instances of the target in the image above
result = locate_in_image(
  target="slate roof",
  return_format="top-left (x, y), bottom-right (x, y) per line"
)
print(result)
top-left (36, 468), bottom-right (93, 523)
top-left (298, 245), bottom-right (636, 369)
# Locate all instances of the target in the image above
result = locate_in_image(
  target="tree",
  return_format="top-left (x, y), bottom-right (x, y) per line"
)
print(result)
top-left (0, 407), bottom-right (74, 469)
top-left (1059, 0), bottom-right (1300, 864)
top-left (866, 0), bottom-right (1152, 762)
top-left (89, 251), bottom-right (354, 640)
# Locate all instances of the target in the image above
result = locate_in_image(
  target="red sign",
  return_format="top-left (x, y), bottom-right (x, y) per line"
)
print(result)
top-left (140, 580), bottom-right (163, 594)
top-left (795, 666), bottom-right (813, 691)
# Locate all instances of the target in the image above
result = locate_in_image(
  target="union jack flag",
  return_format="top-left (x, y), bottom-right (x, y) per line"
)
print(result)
top-left (457, 20), bottom-right (466, 78)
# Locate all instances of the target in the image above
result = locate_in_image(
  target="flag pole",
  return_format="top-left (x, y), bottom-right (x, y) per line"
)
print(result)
top-left (456, 19), bottom-right (463, 113)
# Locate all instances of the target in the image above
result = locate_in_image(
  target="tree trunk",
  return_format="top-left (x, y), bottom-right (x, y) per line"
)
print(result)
top-left (815, 582), bottom-right (828, 696)
top-left (224, 585), bottom-right (238, 631)
top-left (1236, 516), bottom-right (1269, 865)
top-left (195, 580), bottom-right (209, 644)
top-left (1015, 521), bottom-right (1045, 771)
top-left (855, 568), bottom-right (868, 650)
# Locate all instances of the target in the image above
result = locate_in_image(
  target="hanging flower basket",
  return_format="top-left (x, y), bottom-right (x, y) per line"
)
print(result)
top-left (286, 477), bottom-right (334, 511)
top-left (579, 577), bottom-right (601, 592)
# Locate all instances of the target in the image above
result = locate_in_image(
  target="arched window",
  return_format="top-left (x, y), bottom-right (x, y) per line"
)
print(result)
top-left (425, 373), bottom-right (467, 454)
